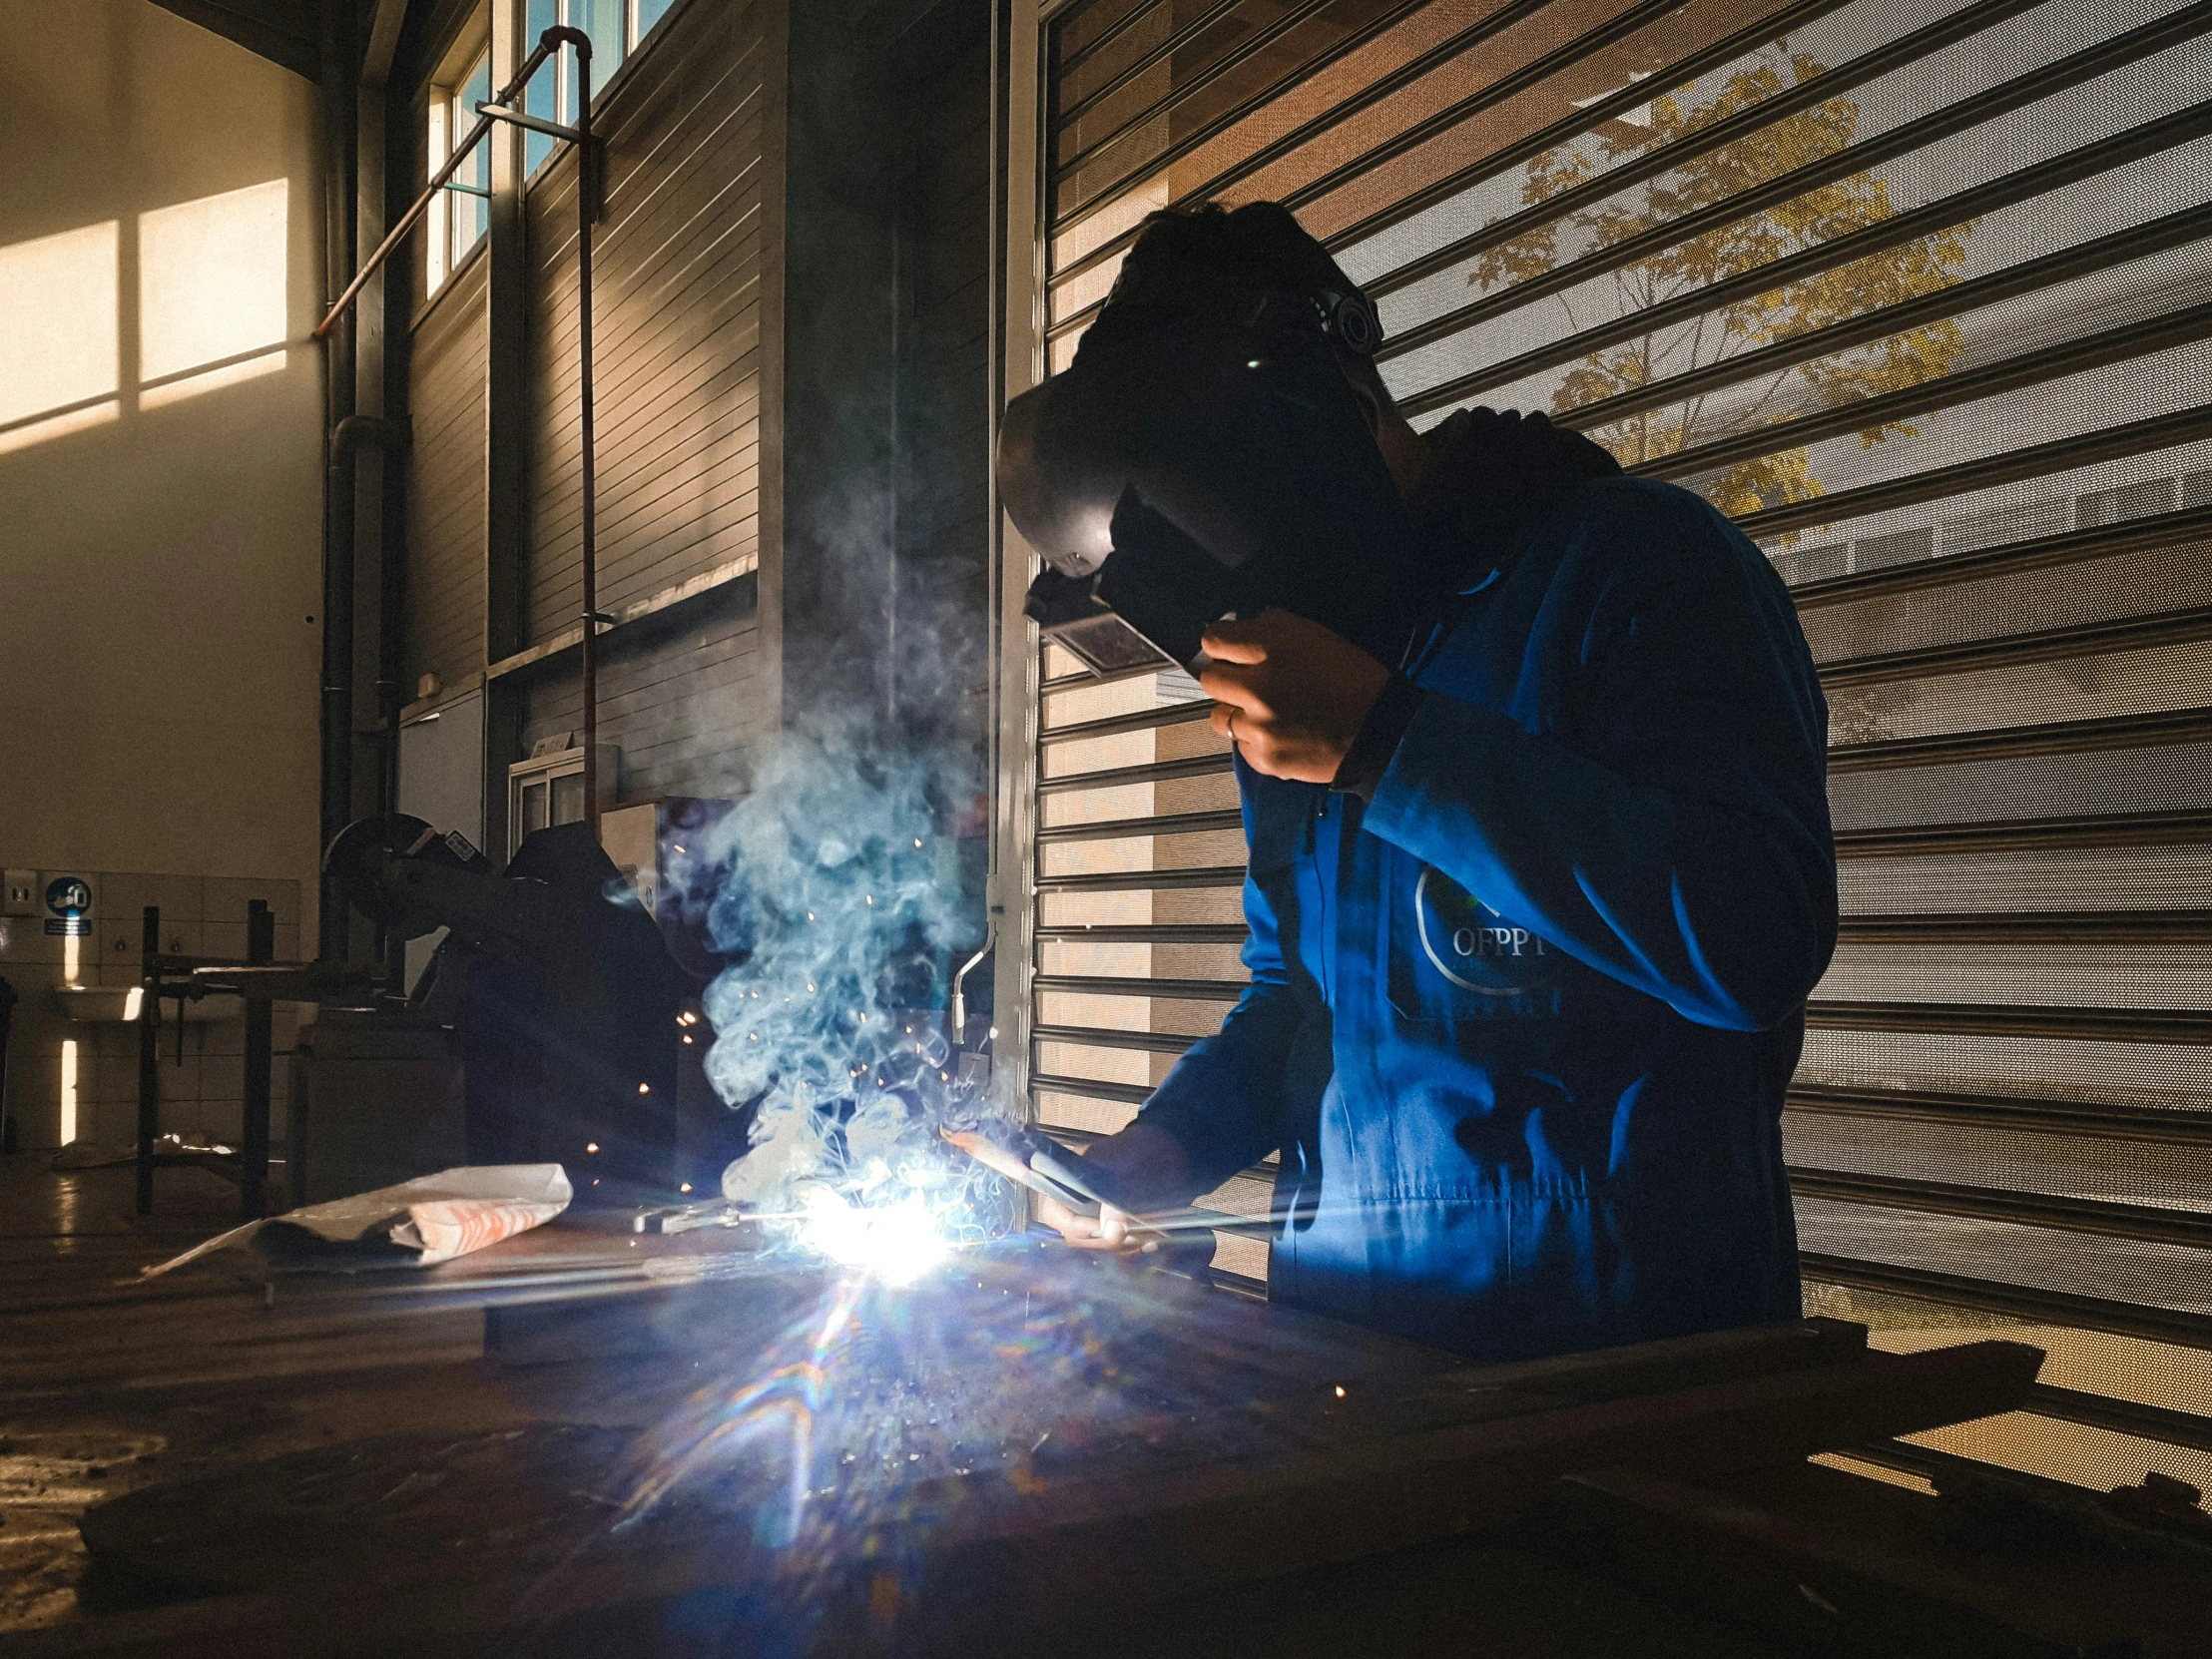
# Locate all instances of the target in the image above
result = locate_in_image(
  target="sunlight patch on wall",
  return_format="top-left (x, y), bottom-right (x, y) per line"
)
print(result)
top-left (0, 221), bottom-right (121, 445)
top-left (138, 178), bottom-right (288, 402)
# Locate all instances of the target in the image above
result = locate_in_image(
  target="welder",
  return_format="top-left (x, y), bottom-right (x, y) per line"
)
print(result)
top-left (1016, 203), bottom-right (1838, 1363)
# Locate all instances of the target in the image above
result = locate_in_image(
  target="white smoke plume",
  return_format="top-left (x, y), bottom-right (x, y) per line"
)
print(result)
top-left (675, 723), bottom-right (1009, 1238)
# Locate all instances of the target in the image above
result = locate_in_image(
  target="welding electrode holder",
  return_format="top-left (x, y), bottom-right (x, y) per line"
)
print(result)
top-left (998, 293), bottom-right (1428, 677)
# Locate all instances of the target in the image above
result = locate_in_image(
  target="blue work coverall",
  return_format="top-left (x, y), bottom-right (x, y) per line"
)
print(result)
top-left (1140, 444), bottom-right (1838, 1362)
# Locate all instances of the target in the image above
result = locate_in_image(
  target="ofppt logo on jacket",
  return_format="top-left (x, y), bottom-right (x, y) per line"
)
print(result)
top-left (1414, 866), bottom-right (1552, 997)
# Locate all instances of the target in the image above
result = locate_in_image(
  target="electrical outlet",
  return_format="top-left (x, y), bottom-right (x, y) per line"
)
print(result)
top-left (2, 870), bottom-right (35, 917)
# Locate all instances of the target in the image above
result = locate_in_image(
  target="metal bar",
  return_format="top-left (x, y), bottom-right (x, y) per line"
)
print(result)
top-left (1034, 864), bottom-right (1247, 892)
top-left (1053, 0), bottom-right (1379, 193)
top-left (1040, 698), bottom-right (1213, 745)
top-left (1037, 752), bottom-right (1234, 795)
top-left (1031, 1022), bottom-right (1197, 1055)
top-left (1041, 658), bottom-right (1172, 695)
top-left (1804, 1001), bottom-right (2212, 1044)
top-left (1036, 808), bottom-right (1244, 844)
top-left (1737, 401), bottom-right (2212, 542)
top-left (1031, 1071), bottom-right (1154, 1106)
top-left (1562, 203), bottom-right (2212, 440)
top-left (240, 899), bottom-right (274, 1222)
top-left (1792, 504), bottom-right (2212, 610)
top-left (1056, 0), bottom-right (1163, 80)
top-left (1036, 922), bottom-right (1249, 943)
top-left (1834, 909), bottom-right (2212, 946)
top-left (1818, 605), bottom-right (2212, 691)
top-left (2023, 1382), bottom-right (2212, 1456)
top-left (1834, 810), bottom-right (2212, 857)
top-left (1787, 1084), bottom-right (2212, 1148)
top-left (1054, 0), bottom-right (1242, 133)
top-left (1377, 0), bottom-right (2212, 367)
top-left (1033, 973), bottom-right (1248, 1000)
top-left (1799, 1251), bottom-right (2212, 1352)
top-left (136, 906), bottom-right (159, 1217)
top-left (474, 101), bottom-right (585, 144)
top-left (1374, 0), bottom-right (2051, 305)
top-left (1826, 704), bottom-right (2212, 775)
top-left (1789, 1166), bottom-right (2212, 1252)
top-left (565, 25), bottom-right (601, 838)
top-left (313, 31), bottom-right (568, 338)
top-left (1049, 0), bottom-right (1841, 307)
top-left (1397, 98), bottom-right (2212, 419)
top-left (1635, 299), bottom-right (2212, 485)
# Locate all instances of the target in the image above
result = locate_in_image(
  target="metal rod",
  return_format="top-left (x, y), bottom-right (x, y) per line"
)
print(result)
top-left (1036, 808), bottom-right (1244, 845)
top-left (1033, 864), bottom-right (1245, 893)
top-left (566, 27), bottom-right (600, 837)
top-left (1800, 1251), bottom-right (2212, 1352)
top-left (1789, 1165), bottom-right (2212, 1252)
top-left (1396, 96), bottom-right (2212, 419)
top-left (1795, 503), bottom-right (2212, 610)
top-left (474, 102), bottom-right (585, 145)
top-left (1039, 699), bottom-right (1212, 746)
top-left (312, 31), bottom-right (567, 340)
top-left (1834, 810), bottom-right (2212, 858)
top-left (1805, 1001), bottom-right (2212, 1045)
top-left (1827, 702), bottom-right (2212, 775)
top-left (136, 906), bottom-right (159, 1216)
top-left (241, 899), bottom-right (274, 1222)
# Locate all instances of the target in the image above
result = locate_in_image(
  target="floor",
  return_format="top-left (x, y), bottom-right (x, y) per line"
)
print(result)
top-left (0, 1151), bottom-right (625, 1634)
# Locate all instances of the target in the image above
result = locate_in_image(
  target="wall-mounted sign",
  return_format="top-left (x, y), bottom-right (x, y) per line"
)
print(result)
top-left (44, 875), bottom-right (92, 937)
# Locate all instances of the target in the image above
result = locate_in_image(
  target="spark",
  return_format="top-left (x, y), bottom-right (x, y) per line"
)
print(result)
top-left (680, 1183), bottom-right (693, 1193)
top-left (790, 1186), bottom-right (949, 1287)
top-left (586, 1142), bottom-right (599, 1153)
top-left (639, 1083), bottom-right (652, 1094)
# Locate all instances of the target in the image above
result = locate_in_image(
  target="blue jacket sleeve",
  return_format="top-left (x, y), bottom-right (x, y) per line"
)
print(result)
top-left (1364, 482), bottom-right (1838, 1031)
top-left (1133, 866), bottom-right (1302, 1192)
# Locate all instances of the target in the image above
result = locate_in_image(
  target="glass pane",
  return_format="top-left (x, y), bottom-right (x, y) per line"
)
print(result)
top-left (525, 0), bottom-right (560, 174)
top-left (578, 0), bottom-right (626, 82)
top-left (521, 780), bottom-right (550, 836)
top-left (562, 0), bottom-right (627, 124)
top-left (551, 770), bottom-right (586, 827)
top-left (635, 0), bottom-right (678, 44)
top-left (453, 53), bottom-right (492, 254)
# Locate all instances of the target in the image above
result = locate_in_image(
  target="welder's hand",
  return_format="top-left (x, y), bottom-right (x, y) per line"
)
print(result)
top-left (1035, 1123), bottom-right (1190, 1254)
top-left (1201, 609), bottom-right (1389, 784)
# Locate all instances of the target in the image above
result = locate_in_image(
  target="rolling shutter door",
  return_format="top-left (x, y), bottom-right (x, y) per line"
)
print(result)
top-left (1029, 0), bottom-right (2212, 1495)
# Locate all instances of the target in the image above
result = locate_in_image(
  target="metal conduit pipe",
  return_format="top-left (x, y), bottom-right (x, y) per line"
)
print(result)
top-left (318, 26), bottom-right (604, 836)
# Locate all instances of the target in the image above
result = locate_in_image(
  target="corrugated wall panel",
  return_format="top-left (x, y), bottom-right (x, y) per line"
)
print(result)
top-left (403, 247), bottom-right (488, 697)
top-left (524, 0), bottom-right (771, 643)
top-left (519, 580), bottom-right (771, 802)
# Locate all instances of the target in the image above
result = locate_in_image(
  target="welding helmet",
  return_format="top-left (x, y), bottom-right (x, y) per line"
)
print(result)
top-left (997, 240), bottom-right (1427, 675)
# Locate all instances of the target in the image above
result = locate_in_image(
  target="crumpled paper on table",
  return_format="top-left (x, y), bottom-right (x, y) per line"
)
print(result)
top-left (141, 1165), bottom-right (573, 1278)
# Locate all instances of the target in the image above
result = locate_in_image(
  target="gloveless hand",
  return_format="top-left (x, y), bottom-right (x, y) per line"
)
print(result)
top-left (1033, 1122), bottom-right (1192, 1254)
top-left (1202, 609), bottom-right (1390, 784)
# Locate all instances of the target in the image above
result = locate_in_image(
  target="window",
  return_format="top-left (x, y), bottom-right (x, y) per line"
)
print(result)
top-left (521, 0), bottom-right (645, 177)
top-left (426, 49), bottom-right (491, 295)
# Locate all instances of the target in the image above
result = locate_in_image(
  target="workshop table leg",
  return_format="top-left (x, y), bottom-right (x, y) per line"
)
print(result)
top-left (136, 906), bottom-right (159, 1216)
top-left (241, 899), bottom-right (274, 1220)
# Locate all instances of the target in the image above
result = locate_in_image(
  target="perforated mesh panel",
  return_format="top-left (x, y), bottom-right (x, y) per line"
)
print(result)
top-left (1034, 0), bottom-right (2212, 1488)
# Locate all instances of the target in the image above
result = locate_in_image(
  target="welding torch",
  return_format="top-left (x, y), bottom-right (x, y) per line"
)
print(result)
top-left (939, 1126), bottom-right (1237, 1259)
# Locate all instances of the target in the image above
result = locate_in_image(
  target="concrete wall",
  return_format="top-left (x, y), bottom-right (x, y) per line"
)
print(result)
top-left (0, 0), bottom-right (324, 1148)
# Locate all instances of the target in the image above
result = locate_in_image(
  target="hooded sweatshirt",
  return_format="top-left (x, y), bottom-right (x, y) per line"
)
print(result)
top-left (1138, 408), bottom-right (1838, 1361)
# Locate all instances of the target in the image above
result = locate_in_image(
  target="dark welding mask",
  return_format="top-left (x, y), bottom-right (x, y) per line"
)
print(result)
top-left (997, 283), bottom-right (1427, 676)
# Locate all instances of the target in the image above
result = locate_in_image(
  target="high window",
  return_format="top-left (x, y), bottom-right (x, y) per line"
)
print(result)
top-left (521, 0), bottom-right (681, 176)
top-left (425, 48), bottom-right (492, 295)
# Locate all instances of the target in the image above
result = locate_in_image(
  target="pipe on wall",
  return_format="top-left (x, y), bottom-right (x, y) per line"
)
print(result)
top-left (318, 0), bottom-right (360, 962)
